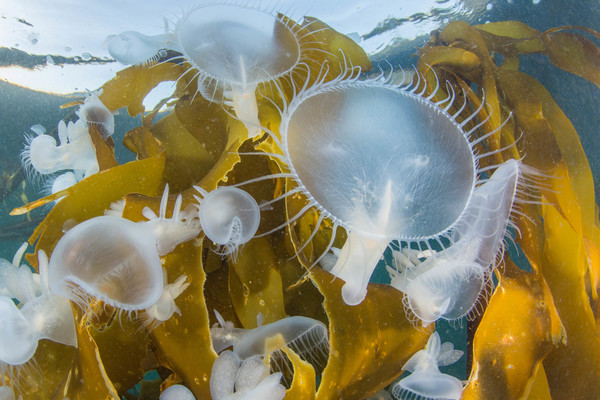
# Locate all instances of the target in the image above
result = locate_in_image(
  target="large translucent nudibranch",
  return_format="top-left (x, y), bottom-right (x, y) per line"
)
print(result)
top-left (210, 311), bottom-right (329, 381)
top-left (106, 2), bottom-right (325, 138)
top-left (46, 185), bottom-right (199, 322)
top-left (254, 69), bottom-right (508, 306)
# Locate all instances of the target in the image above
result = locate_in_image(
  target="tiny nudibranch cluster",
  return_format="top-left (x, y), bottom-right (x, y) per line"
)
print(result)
top-left (391, 332), bottom-right (464, 400)
top-left (210, 350), bottom-right (286, 400)
top-left (106, 3), bottom-right (329, 138)
top-left (20, 91), bottom-right (114, 195)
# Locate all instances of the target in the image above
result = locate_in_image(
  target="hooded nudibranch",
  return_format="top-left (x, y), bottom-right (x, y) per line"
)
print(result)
top-left (387, 159), bottom-right (540, 325)
top-left (251, 68), bottom-right (505, 306)
top-left (106, 2), bottom-right (326, 138)
top-left (76, 91), bottom-right (115, 139)
top-left (194, 186), bottom-right (260, 260)
top-left (210, 311), bottom-right (329, 374)
top-left (391, 332), bottom-right (464, 400)
top-left (47, 215), bottom-right (165, 311)
top-left (48, 186), bottom-right (200, 312)
top-left (20, 91), bottom-right (113, 188)
top-left (0, 249), bottom-right (76, 368)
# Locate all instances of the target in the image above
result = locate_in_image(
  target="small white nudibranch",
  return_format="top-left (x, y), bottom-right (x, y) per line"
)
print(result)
top-left (21, 119), bottom-right (98, 179)
top-left (391, 332), bottom-right (464, 400)
top-left (142, 184), bottom-right (202, 256)
top-left (210, 350), bottom-right (286, 400)
top-left (76, 91), bottom-right (115, 139)
top-left (21, 92), bottom-right (113, 195)
top-left (194, 186), bottom-right (260, 261)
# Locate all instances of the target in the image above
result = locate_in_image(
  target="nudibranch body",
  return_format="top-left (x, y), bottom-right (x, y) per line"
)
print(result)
top-left (258, 69), bottom-right (502, 306)
top-left (391, 332), bottom-right (464, 400)
top-left (22, 119), bottom-right (98, 179)
top-left (106, 2), bottom-right (326, 137)
top-left (194, 186), bottom-right (260, 260)
top-left (387, 159), bottom-right (537, 325)
top-left (76, 91), bottom-right (115, 139)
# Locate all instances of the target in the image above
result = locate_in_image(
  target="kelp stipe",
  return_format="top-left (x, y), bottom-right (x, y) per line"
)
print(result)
top-left (249, 66), bottom-right (508, 306)
top-left (391, 332), bottom-right (464, 400)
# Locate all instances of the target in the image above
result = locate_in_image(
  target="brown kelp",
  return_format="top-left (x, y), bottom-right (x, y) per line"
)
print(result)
top-left (3, 14), bottom-right (600, 400)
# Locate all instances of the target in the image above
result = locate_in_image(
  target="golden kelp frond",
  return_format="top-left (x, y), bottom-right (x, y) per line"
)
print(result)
top-left (99, 62), bottom-right (187, 116)
top-left (474, 22), bottom-right (600, 86)
top-left (228, 237), bottom-right (287, 328)
top-left (418, 20), bottom-right (600, 399)
top-left (144, 241), bottom-right (215, 400)
top-left (461, 259), bottom-right (564, 399)
top-left (281, 346), bottom-right (317, 400)
top-left (540, 202), bottom-right (600, 398)
top-left (56, 320), bottom-right (120, 400)
top-left (310, 267), bottom-right (430, 400)
top-left (20, 152), bottom-right (165, 268)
